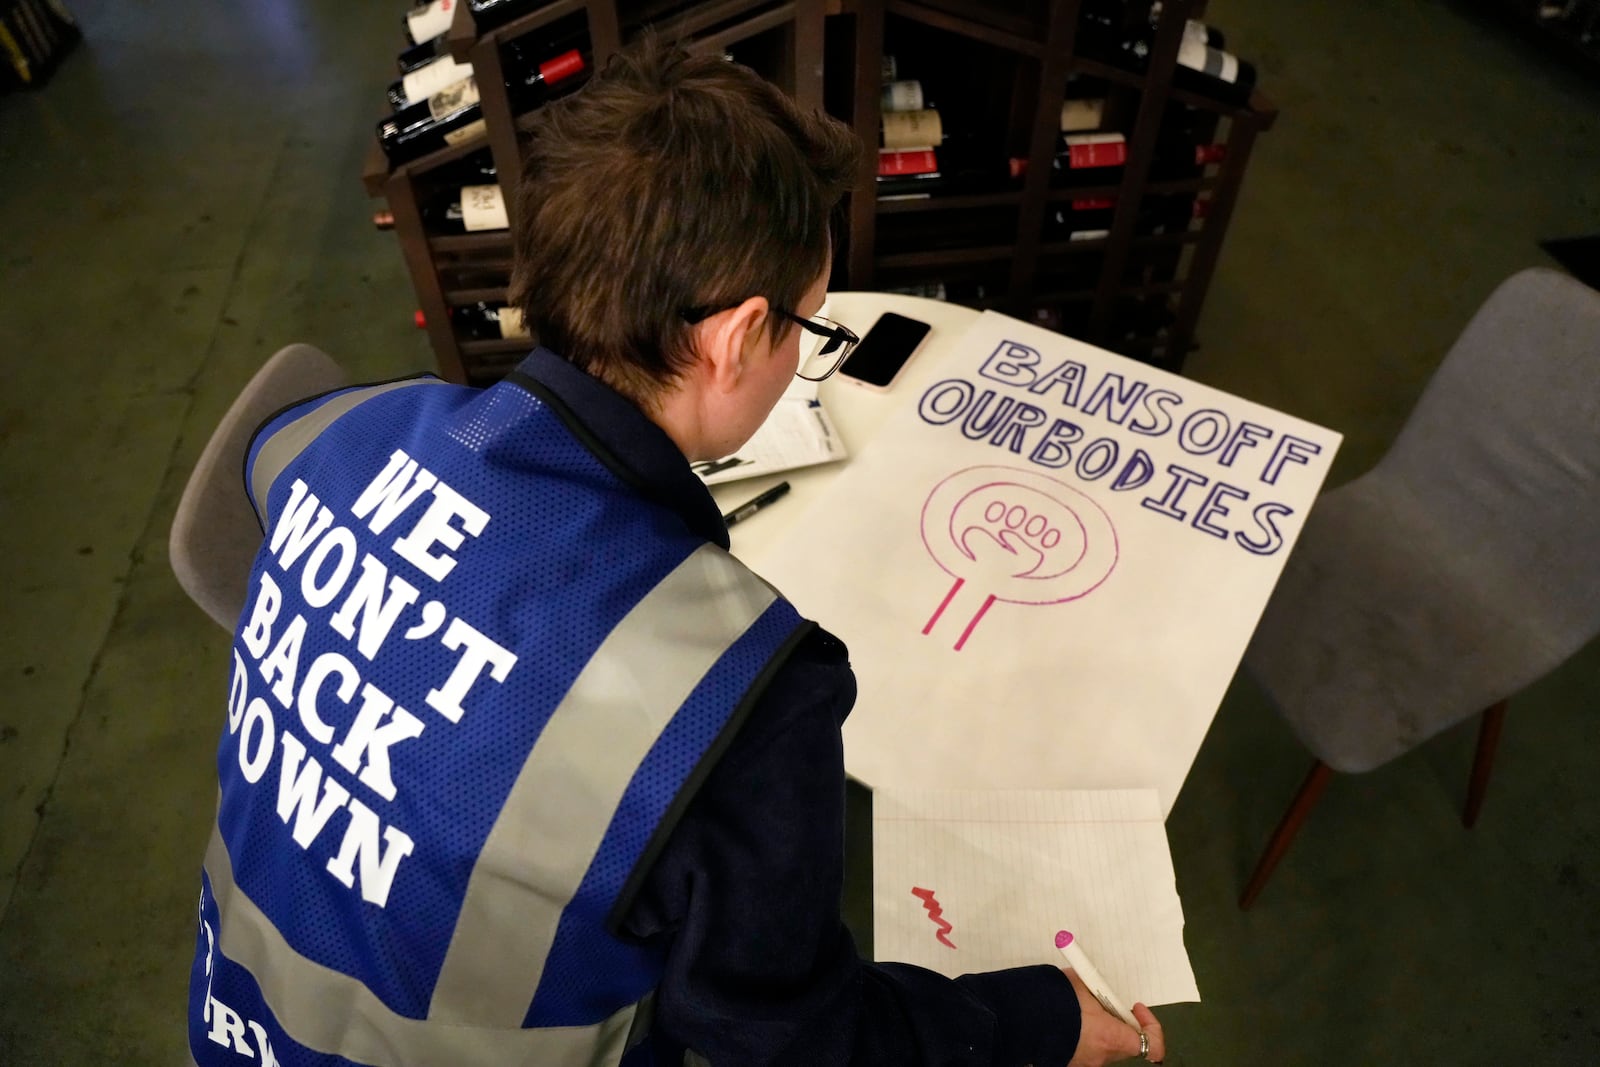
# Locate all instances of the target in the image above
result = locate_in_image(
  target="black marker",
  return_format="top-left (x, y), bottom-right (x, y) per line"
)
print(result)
top-left (723, 481), bottom-right (791, 527)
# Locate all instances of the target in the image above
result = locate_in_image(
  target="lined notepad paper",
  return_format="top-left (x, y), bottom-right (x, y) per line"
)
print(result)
top-left (872, 788), bottom-right (1199, 1006)
top-left (694, 396), bottom-right (847, 485)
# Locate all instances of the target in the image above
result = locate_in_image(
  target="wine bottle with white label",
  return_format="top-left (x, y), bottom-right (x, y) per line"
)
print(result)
top-left (378, 74), bottom-right (488, 165)
top-left (881, 79), bottom-right (925, 112)
top-left (404, 0), bottom-right (456, 46)
top-left (387, 52), bottom-right (475, 110)
top-left (378, 45), bottom-right (586, 166)
top-left (1078, 1), bottom-right (1257, 107)
top-left (454, 302), bottom-right (531, 341)
top-left (421, 184), bottom-right (509, 233)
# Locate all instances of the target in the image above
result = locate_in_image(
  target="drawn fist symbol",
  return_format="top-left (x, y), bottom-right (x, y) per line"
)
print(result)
top-left (960, 498), bottom-right (1067, 579)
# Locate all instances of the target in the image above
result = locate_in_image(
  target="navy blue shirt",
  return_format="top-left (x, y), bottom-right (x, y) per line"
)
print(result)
top-left (512, 349), bottom-right (1083, 1066)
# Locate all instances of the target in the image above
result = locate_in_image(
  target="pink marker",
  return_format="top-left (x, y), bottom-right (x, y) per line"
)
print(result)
top-left (1055, 929), bottom-right (1139, 1027)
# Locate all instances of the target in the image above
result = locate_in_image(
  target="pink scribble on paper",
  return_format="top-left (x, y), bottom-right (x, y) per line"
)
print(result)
top-left (911, 886), bottom-right (957, 949)
top-left (920, 465), bottom-right (1119, 651)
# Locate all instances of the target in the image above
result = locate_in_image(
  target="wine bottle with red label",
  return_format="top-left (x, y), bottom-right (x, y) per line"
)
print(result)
top-left (506, 47), bottom-right (586, 112)
top-left (1010, 132), bottom-right (1226, 188)
top-left (379, 44), bottom-right (587, 166)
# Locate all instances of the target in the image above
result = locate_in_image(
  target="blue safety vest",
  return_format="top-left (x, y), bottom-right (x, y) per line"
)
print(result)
top-left (189, 367), bottom-right (811, 1067)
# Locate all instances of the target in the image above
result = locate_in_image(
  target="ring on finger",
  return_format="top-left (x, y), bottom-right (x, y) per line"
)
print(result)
top-left (1139, 1031), bottom-right (1149, 1060)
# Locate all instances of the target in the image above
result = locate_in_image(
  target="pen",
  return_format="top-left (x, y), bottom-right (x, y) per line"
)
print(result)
top-left (1055, 930), bottom-right (1139, 1027)
top-left (723, 481), bottom-right (790, 527)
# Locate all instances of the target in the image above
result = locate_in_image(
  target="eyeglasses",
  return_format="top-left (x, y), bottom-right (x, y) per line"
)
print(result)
top-left (681, 304), bottom-right (860, 382)
top-left (775, 309), bottom-right (859, 381)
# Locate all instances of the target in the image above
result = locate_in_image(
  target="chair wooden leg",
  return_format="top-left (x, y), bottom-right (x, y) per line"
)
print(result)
top-left (1239, 761), bottom-right (1334, 911)
top-left (1463, 699), bottom-right (1508, 829)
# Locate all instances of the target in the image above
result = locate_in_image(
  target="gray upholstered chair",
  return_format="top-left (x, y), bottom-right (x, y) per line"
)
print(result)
top-left (170, 343), bottom-right (348, 631)
top-left (1238, 267), bottom-right (1600, 909)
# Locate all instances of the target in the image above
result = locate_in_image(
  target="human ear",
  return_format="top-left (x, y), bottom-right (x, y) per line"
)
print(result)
top-left (695, 296), bottom-right (770, 394)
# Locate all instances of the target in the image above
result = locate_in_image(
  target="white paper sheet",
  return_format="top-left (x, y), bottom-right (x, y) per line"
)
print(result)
top-left (754, 310), bottom-right (1341, 812)
top-left (872, 788), bottom-right (1199, 1006)
top-left (693, 397), bottom-right (847, 485)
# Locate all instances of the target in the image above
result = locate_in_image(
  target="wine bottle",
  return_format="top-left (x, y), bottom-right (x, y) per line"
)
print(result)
top-left (387, 52), bottom-right (475, 110)
top-left (506, 47), bottom-right (586, 111)
top-left (422, 184), bottom-right (509, 233)
top-left (404, 0), bottom-right (456, 46)
top-left (378, 46), bottom-right (586, 166)
top-left (455, 302), bottom-right (530, 340)
top-left (1045, 199), bottom-right (1116, 241)
top-left (414, 304), bottom-right (531, 340)
top-left (378, 75), bottom-right (487, 165)
top-left (1149, 4), bottom-right (1226, 50)
top-left (468, 0), bottom-right (547, 32)
top-left (1061, 97), bottom-right (1106, 132)
top-left (878, 148), bottom-right (940, 179)
top-left (427, 149), bottom-right (498, 187)
top-left (1044, 194), bottom-right (1206, 242)
top-left (1010, 132), bottom-right (1226, 187)
top-left (880, 108), bottom-right (944, 150)
top-left (398, 33), bottom-right (451, 74)
top-left (881, 79), bottom-right (925, 112)
top-left (1078, 2), bottom-right (1257, 107)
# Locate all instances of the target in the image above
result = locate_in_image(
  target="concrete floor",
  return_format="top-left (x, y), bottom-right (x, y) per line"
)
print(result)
top-left (1, 0), bottom-right (1596, 1063)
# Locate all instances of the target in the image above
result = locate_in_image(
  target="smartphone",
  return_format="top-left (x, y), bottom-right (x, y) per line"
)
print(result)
top-left (838, 311), bottom-right (932, 391)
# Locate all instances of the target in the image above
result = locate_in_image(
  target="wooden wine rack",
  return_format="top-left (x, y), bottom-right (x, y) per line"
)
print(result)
top-left (365, 0), bottom-right (1274, 381)
top-left (834, 0), bottom-right (1276, 370)
top-left (363, 0), bottom-right (826, 385)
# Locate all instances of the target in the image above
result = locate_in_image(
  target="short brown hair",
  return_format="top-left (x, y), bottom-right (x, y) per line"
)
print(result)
top-left (509, 35), bottom-right (860, 406)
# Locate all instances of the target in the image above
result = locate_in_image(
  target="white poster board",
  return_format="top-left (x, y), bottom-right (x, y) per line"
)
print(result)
top-left (758, 311), bottom-right (1341, 813)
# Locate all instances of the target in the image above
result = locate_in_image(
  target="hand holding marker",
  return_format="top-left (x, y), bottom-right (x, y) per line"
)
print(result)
top-left (1055, 929), bottom-right (1139, 1027)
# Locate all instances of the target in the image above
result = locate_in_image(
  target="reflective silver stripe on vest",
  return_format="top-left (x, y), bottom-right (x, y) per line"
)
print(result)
top-left (429, 543), bottom-right (779, 1024)
top-left (204, 829), bottom-right (638, 1067)
top-left (250, 379), bottom-right (451, 528)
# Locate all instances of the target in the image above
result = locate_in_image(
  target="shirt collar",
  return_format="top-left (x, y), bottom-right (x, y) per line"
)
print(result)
top-left (509, 347), bottom-right (730, 549)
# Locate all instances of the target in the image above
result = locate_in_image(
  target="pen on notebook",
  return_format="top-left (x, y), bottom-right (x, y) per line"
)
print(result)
top-left (1055, 930), bottom-right (1139, 1027)
top-left (723, 481), bottom-right (790, 527)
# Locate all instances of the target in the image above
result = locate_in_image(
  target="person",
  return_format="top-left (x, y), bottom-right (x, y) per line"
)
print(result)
top-left (188, 34), bottom-right (1167, 1067)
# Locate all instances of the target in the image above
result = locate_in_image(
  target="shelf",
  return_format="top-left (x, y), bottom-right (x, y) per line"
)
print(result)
top-left (641, 0), bottom-right (787, 41)
top-left (688, 2), bottom-right (798, 54)
top-left (429, 231), bottom-right (514, 254)
top-left (382, 127), bottom-right (496, 187)
top-left (1064, 55), bottom-right (1146, 90)
top-left (1038, 230), bottom-right (1202, 256)
top-left (875, 191), bottom-right (1025, 214)
top-left (884, 0), bottom-right (1046, 57)
top-left (876, 244), bottom-right (1016, 269)
top-left (445, 286), bottom-right (512, 306)
top-left (456, 0), bottom-right (588, 57)
top-left (461, 337), bottom-right (536, 358)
